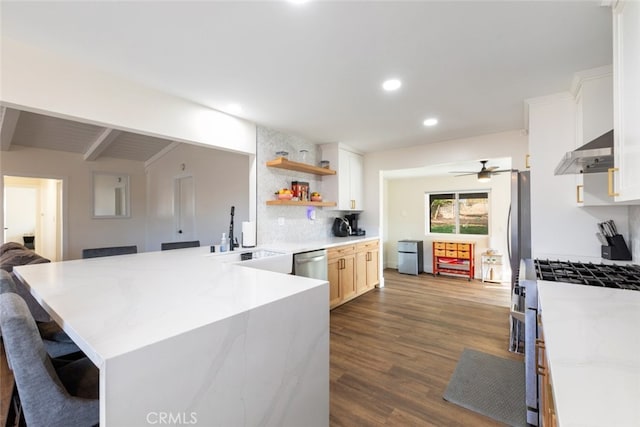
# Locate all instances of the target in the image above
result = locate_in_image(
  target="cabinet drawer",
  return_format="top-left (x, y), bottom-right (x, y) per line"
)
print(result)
top-left (445, 250), bottom-right (458, 257)
top-left (434, 242), bottom-right (446, 250)
top-left (357, 240), bottom-right (379, 251)
top-left (457, 251), bottom-right (470, 259)
top-left (445, 243), bottom-right (457, 250)
top-left (457, 243), bottom-right (470, 251)
top-left (328, 245), bottom-right (356, 258)
top-left (434, 249), bottom-right (446, 256)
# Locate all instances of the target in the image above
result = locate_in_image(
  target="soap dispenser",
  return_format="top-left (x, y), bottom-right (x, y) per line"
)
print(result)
top-left (220, 232), bottom-right (227, 252)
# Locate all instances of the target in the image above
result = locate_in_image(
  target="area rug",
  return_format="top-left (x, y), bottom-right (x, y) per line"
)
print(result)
top-left (443, 348), bottom-right (526, 426)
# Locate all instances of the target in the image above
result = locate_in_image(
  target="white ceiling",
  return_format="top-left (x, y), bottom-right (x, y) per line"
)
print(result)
top-left (1, 1), bottom-right (612, 155)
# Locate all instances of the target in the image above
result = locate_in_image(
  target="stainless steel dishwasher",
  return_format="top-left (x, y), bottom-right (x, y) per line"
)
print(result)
top-left (293, 249), bottom-right (328, 280)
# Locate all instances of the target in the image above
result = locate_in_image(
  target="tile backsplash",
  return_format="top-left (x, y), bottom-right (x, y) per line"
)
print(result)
top-left (630, 206), bottom-right (640, 264)
top-left (256, 126), bottom-right (340, 245)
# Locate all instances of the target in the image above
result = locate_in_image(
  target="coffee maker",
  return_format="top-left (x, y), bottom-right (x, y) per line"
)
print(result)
top-left (344, 213), bottom-right (365, 236)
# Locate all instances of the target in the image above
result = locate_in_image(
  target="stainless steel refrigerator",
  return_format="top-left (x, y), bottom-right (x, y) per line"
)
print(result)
top-left (507, 170), bottom-right (531, 354)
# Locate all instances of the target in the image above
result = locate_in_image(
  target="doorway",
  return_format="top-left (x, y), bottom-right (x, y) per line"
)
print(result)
top-left (3, 176), bottom-right (63, 261)
top-left (174, 175), bottom-right (196, 241)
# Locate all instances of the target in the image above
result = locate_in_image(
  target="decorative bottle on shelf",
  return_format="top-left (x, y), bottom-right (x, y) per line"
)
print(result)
top-left (220, 232), bottom-right (227, 252)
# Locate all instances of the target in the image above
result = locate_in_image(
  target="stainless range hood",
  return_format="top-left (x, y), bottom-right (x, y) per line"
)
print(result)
top-left (554, 130), bottom-right (613, 175)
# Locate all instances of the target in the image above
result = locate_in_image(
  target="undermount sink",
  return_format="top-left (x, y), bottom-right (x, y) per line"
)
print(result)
top-left (211, 249), bottom-right (293, 274)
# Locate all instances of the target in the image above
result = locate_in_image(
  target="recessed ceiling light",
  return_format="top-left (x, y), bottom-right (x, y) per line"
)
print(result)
top-left (423, 118), bottom-right (438, 127)
top-left (289, 0), bottom-right (310, 4)
top-left (226, 104), bottom-right (243, 114)
top-left (382, 79), bottom-right (402, 91)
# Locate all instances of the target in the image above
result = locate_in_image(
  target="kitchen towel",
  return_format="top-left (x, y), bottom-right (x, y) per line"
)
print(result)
top-left (242, 221), bottom-right (256, 248)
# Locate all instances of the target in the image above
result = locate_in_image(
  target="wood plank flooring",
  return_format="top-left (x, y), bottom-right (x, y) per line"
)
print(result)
top-left (330, 269), bottom-right (521, 426)
top-left (1, 269), bottom-right (519, 427)
top-left (1, 338), bottom-right (14, 427)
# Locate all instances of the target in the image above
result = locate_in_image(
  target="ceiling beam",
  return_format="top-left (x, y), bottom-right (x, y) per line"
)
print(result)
top-left (0, 107), bottom-right (21, 151)
top-left (84, 128), bottom-right (121, 161)
top-left (144, 141), bottom-right (180, 169)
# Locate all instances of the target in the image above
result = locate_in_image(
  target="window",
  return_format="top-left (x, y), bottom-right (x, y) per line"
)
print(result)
top-left (427, 192), bottom-right (489, 235)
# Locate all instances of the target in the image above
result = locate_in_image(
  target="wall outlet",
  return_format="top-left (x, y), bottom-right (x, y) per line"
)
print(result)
top-left (278, 217), bottom-right (285, 226)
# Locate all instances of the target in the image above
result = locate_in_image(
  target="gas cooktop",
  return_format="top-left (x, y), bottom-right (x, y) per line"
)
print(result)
top-left (534, 259), bottom-right (640, 291)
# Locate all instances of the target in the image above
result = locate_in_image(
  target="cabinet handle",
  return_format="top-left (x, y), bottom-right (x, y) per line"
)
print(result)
top-left (535, 339), bottom-right (545, 373)
top-left (608, 167), bottom-right (619, 197)
top-left (350, 199), bottom-right (355, 209)
top-left (525, 154), bottom-right (531, 169)
top-left (576, 185), bottom-right (583, 203)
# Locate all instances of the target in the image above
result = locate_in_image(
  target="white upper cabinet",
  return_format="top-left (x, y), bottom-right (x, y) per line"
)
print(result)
top-left (572, 68), bottom-right (615, 206)
top-left (320, 144), bottom-right (364, 211)
top-left (612, 0), bottom-right (640, 201)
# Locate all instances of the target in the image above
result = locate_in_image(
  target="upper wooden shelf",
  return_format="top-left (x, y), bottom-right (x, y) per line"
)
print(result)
top-left (266, 157), bottom-right (337, 176)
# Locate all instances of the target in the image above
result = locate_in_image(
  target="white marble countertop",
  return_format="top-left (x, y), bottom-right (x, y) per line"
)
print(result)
top-left (14, 246), bottom-right (327, 367)
top-left (537, 281), bottom-right (640, 426)
top-left (262, 235), bottom-right (379, 254)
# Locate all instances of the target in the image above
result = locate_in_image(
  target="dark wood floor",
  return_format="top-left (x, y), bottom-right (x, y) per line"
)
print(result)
top-left (330, 269), bottom-right (520, 426)
top-left (1, 269), bottom-right (518, 426)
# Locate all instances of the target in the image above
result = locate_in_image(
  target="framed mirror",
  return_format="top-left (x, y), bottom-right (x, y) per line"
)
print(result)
top-left (93, 172), bottom-right (130, 218)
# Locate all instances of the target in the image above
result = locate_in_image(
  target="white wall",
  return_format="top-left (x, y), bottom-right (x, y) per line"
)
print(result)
top-left (527, 93), bottom-right (629, 261)
top-left (1, 146), bottom-right (147, 260)
top-left (362, 130), bottom-right (529, 277)
top-left (145, 143), bottom-right (251, 251)
top-left (1, 38), bottom-right (256, 155)
top-left (386, 171), bottom-right (511, 279)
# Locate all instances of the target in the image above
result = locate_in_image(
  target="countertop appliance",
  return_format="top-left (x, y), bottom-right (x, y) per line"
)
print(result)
top-left (522, 258), bottom-right (640, 426)
top-left (508, 170), bottom-right (531, 354)
top-left (332, 217), bottom-right (351, 237)
top-left (397, 240), bottom-right (424, 275)
top-left (293, 249), bottom-right (328, 281)
top-left (345, 213), bottom-right (365, 236)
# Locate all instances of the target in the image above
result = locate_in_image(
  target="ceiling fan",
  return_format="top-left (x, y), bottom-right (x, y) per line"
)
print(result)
top-left (449, 160), bottom-right (511, 182)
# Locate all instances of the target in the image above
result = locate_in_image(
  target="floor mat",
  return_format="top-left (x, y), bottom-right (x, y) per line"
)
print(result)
top-left (443, 348), bottom-right (526, 426)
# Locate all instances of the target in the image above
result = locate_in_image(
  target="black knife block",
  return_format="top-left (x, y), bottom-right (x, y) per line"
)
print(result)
top-left (601, 234), bottom-right (632, 261)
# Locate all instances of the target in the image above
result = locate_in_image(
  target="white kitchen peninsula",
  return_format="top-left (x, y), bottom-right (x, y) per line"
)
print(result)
top-left (13, 247), bottom-right (329, 427)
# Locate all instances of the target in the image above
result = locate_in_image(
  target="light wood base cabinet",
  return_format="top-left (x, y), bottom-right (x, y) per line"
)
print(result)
top-left (356, 240), bottom-right (379, 293)
top-left (537, 322), bottom-right (557, 426)
top-left (328, 245), bottom-right (356, 309)
top-left (329, 240), bottom-right (379, 309)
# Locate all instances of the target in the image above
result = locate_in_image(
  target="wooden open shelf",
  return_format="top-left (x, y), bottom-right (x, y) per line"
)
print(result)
top-left (266, 157), bottom-right (336, 176)
top-left (266, 199), bottom-right (337, 207)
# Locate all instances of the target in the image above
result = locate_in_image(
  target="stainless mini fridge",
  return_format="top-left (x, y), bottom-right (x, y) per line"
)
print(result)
top-left (397, 240), bottom-right (424, 275)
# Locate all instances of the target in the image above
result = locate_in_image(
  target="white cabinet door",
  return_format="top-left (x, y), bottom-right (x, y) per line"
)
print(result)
top-left (348, 151), bottom-right (363, 210)
top-left (613, 0), bottom-right (640, 201)
top-left (321, 144), bottom-right (364, 211)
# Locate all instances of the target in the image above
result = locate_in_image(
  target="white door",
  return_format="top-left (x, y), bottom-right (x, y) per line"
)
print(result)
top-left (3, 176), bottom-right (63, 261)
top-left (174, 176), bottom-right (196, 241)
top-left (4, 186), bottom-right (37, 246)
